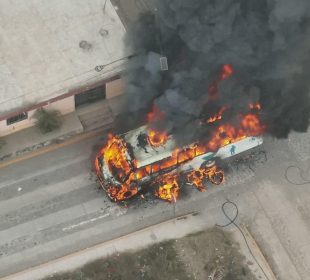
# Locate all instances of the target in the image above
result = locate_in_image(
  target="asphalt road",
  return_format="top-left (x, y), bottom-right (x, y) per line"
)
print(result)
top-left (0, 127), bottom-right (310, 279)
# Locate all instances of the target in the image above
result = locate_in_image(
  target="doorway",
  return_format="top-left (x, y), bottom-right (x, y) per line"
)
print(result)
top-left (74, 85), bottom-right (106, 108)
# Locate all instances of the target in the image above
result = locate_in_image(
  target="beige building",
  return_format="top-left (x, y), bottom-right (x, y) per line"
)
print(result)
top-left (0, 0), bottom-right (128, 137)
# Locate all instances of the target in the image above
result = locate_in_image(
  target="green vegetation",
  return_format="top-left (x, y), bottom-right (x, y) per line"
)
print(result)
top-left (33, 108), bottom-right (63, 134)
top-left (42, 228), bottom-right (257, 280)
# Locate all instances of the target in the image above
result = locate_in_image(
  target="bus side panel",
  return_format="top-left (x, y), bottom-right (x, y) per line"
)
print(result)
top-left (215, 136), bottom-right (263, 159)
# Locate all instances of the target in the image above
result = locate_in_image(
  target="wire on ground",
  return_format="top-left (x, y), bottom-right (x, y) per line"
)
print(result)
top-left (284, 165), bottom-right (310, 185)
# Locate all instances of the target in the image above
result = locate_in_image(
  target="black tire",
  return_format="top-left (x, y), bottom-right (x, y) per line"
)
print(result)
top-left (208, 169), bottom-right (224, 185)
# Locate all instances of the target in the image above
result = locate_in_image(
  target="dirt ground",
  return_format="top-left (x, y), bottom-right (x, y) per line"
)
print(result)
top-left (43, 227), bottom-right (257, 280)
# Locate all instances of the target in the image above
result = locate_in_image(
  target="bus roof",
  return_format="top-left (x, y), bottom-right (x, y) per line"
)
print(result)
top-left (123, 125), bottom-right (176, 168)
top-left (122, 125), bottom-right (264, 169)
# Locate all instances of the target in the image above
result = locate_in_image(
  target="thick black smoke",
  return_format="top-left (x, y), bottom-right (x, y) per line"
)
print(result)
top-left (122, 0), bottom-right (310, 144)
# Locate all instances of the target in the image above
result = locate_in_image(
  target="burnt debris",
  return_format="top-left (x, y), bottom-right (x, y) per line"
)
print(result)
top-left (137, 132), bottom-right (149, 153)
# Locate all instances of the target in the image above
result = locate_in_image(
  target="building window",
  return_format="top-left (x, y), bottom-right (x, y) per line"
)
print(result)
top-left (6, 112), bottom-right (28, 126)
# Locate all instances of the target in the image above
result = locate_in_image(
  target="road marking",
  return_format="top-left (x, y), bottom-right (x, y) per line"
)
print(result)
top-left (0, 130), bottom-right (103, 170)
top-left (62, 213), bottom-right (110, 232)
top-left (0, 173), bottom-right (92, 215)
top-left (2, 213), bottom-right (195, 280)
top-left (0, 155), bottom-right (89, 189)
top-left (0, 198), bottom-right (107, 245)
top-left (61, 205), bottom-right (128, 232)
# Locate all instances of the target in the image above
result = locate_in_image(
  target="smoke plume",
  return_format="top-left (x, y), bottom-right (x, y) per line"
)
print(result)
top-left (122, 0), bottom-right (310, 144)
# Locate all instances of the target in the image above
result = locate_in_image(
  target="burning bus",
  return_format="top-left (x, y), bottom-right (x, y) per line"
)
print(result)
top-left (93, 61), bottom-right (267, 203)
top-left (94, 122), bottom-right (263, 203)
top-left (94, 65), bottom-right (265, 203)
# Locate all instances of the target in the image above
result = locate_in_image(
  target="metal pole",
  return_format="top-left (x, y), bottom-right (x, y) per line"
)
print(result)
top-left (171, 193), bottom-right (176, 220)
top-left (173, 201), bottom-right (176, 219)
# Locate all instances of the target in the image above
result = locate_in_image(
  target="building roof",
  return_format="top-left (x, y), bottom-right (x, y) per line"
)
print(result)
top-left (123, 125), bottom-right (177, 168)
top-left (0, 0), bottom-right (128, 117)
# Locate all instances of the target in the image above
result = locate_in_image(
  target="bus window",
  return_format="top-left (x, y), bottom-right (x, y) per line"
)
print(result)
top-left (177, 147), bottom-right (196, 164)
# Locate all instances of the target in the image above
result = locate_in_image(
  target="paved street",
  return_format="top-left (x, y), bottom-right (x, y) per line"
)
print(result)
top-left (0, 127), bottom-right (309, 279)
top-left (0, 132), bottom-right (180, 277)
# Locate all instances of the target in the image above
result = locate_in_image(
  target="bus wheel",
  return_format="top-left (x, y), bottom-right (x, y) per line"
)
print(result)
top-left (208, 168), bottom-right (224, 185)
top-left (123, 191), bottom-right (133, 198)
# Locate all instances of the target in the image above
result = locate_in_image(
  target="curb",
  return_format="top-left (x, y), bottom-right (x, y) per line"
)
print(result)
top-left (0, 128), bottom-right (105, 169)
top-left (241, 225), bottom-right (277, 280)
top-left (2, 212), bottom-right (196, 280)
top-left (0, 129), bottom-right (82, 162)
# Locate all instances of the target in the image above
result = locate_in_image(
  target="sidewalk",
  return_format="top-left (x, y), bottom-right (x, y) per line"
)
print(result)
top-left (0, 113), bottom-right (83, 162)
top-left (3, 212), bottom-right (275, 280)
top-left (0, 95), bottom-right (128, 163)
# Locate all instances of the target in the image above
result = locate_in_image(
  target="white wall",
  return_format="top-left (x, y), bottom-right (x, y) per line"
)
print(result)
top-left (47, 95), bottom-right (75, 115)
top-left (0, 96), bottom-right (75, 137)
top-left (0, 110), bottom-right (36, 137)
top-left (106, 78), bottom-right (125, 99)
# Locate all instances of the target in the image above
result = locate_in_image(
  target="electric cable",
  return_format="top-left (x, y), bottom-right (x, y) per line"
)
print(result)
top-left (216, 199), bottom-right (270, 280)
top-left (216, 200), bottom-right (239, 228)
top-left (284, 165), bottom-right (310, 185)
top-left (95, 54), bottom-right (136, 72)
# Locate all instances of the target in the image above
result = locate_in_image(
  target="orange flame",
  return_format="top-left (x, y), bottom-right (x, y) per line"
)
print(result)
top-left (147, 129), bottom-right (169, 147)
top-left (249, 103), bottom-right (261, 110)
top-left (102, 134), bottom-right (133, 182)
top-left (187, 164), bottom-right (224, 191)
top-left (95, 134), bottom-right (139, 201)
top-left (147, 105), bottom-right (165, 123)
top-left (205, 165), bottom-right (225, 185)
top-left (207, 106), bottom-right (228, 123)
top-left (187, 168), bottom-right (206, 192)
top-left (220, 64), bottom-right (234, 79)
top-left (208, 64), bottom-right (234, 101)
top-left (154, 173), bottom-right (179, 202)
top-left (241, 113), bottom-right (265, 135)
top-left (212, 125), bottom-right (244, 150)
